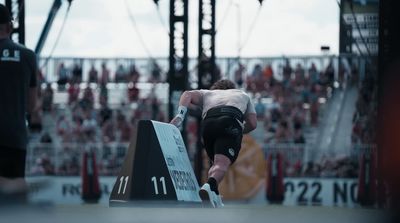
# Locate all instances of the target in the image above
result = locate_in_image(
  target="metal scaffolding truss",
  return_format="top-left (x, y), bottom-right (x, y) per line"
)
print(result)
top-left (5, 0), bottom-right (25, 44)
top-left (198, 0), bottom-right (216, 90)
top-left (168, 0), bottom-right (189, 120)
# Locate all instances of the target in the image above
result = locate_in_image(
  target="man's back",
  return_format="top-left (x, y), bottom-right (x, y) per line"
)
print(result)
top-left (0, 38), bottom-right (37, 149)
top-left (199, 89), bottom-right (253, 118)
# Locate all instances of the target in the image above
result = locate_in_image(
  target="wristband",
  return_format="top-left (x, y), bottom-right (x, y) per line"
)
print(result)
top-left (176, 106), bottom-right (187, 120)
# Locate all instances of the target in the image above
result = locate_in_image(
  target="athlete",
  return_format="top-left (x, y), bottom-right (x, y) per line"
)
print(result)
top-left (170, 79), bottom-right (257, 207)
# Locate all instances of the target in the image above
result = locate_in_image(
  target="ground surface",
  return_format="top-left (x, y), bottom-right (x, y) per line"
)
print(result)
top-left (0, 203), bottom-right (386, 223)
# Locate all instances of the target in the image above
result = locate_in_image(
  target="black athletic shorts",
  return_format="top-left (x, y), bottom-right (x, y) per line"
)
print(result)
top-left (0, 147), bottom-right (26, 178)
top-left (202, 112), bottom-right (243, 164)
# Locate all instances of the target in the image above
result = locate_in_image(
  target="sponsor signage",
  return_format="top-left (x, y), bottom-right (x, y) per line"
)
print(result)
top-left (108, 120), bottom-right (200, 205)
top-left (339, 2), bottom-right (379, 55)
top-left (27, 177), bottom-right (358, 207)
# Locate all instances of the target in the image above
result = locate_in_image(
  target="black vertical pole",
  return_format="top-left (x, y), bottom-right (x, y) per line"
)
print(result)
top-left (5, 0), bottom-right (25, 44)
top-left (196, 0), bottom-right (216, 183)
top-left (17, 0), bottom-right (24, 44)
top-left (168, 0), bottom-right (189, 136)
top-left (198, 0), bottom-right (216, 90)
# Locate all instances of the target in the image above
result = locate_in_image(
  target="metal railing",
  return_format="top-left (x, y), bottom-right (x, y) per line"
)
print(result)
top-left (26, 142), bottom-right (129, 176)
top-left (25, 142), bottom-right (376, 178)
top-left (38, 55), bottom-right (370, 87)
top-left (263, 143), bottom-right (377, 178)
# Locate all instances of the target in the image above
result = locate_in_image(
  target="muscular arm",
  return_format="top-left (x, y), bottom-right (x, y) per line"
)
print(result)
top-left (178, 90), bottom-right (202, 109)
top-left (243, 113), bottom-right (257, 134)
top-left (170, 90), bottom-right (202, 127)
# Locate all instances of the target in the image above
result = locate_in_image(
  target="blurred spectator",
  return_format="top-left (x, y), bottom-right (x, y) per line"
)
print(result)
top-left (324, 60), bottom-right (335, 90)
top-left (319, 159), bottom-right (337, 177)
top-left (250, 64), bottom-right (268, 93)
top-left (128, 64), bottom-right (140, 83)
top-left (99, 100), bottom-right (112, 127)
top-left (128, 82), bottom-right (139, 103)
top-left (263, 64), bottom-right (273, 80)
top-left (42, 83), bottom-right (53, 112)
top-left (39, 132), bottom-right (53, 144)
top-left (150, 61), bottom-right (162, 83)
top-left (99, 82), bottom-right (108, 105)
top-left (102, 114), bottom-right (116, 143)
top-left (116, 112), bottom-right (131, 142)
top-left (100, 62), bottom-right (110, 85)
top-left (148, 87), bottom-right (163, 121)
top-left (58, 148), bottom-right (79, 175)
top-left (80, 86), bottom-right (94, 110)
top-left (68, 84), bottom-right (80, 105)
top-left (71, 63), bottom-right (83, 83)
top-left (251, 64), bottom-right (263, 79)
top-left (351, 75), bottom-right (377, 145)
top-left (88, 64), bottom-right (98, 83)
top-left (115, 64), bottom-right (127, 82)
top-left (274, 120), bottom-right (291, 143)
top-left (57, 62), bottom-right (69, 86)
top-left (282, 59), bottom-right (292, 85)
top-left (254, 96), bottom-right (266, 120)
top-left (302, 162), bottom-right (317, 177)
top-left (308, 62), bottom-right (319, 85)
top-left (82, 111), bottom-right (97, 142)
top-left (31, 153), bottom-right (54, 175)
top-left (234, 63), bottom-right (245, 87)
top-left (291, 102), bottom-right (306, 126)
top-left (293, 121), bottom-right (305, 144)
top-left (294, 63), bottom-right (305, 86)
top-left (71, 115), bottom-right (85, 143)
top-left (57, 114), bottom-right (72, 142)
top-left (309, 84), bottom-right (320, 126)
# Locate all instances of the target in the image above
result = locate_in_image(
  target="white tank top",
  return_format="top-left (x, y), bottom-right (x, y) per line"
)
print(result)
top-left (199, 89), bottom-right (256, 119)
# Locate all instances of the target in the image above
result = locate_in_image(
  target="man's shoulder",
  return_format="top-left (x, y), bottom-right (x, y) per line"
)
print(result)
top-left (6, 41), bottom-right (35, 55)
top-left (1, 40), bottom-right (36, 64)
top-left (17, 43), bottom-right (36, 57)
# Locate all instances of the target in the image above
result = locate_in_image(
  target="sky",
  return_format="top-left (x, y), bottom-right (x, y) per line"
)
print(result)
top-left (1, 0), bottom-right (340, 58)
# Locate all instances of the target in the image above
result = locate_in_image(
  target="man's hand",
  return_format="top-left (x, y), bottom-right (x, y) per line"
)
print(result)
top-left (170, 116), bottom-right (183, 128)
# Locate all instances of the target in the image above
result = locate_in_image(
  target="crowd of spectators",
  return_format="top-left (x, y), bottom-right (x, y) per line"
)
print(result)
top-left (238, 59), bottom-right (334, 145)
top-left (351, 70), bottom-right (377, 146)
top-left (240, 58), bottom-right (366, 178)
top-left (28, 60), bottom-right (168, 176)
top-left (54, 60), bottom-right (162, 85)
top-left (300, 156), bottom-right (358, 178)
top-left (27, 57), bottom-right (371, 178)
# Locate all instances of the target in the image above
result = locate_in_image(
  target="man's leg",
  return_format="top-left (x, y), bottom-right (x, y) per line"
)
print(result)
top-left (0, 148), bottom-right (28, 204)
top-left (199, 154), bottom-right (231, 208)
top-left (0, 148), bottom-right (26, 178)
top-left (206, 154), bottom-right (231, 194)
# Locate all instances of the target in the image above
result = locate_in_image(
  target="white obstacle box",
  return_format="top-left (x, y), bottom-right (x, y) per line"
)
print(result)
top-left (109, 120), bottom-right (201, 206)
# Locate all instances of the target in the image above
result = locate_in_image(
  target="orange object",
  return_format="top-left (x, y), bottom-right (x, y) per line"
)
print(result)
top-left (219, 135), bottom-right (267, 200)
